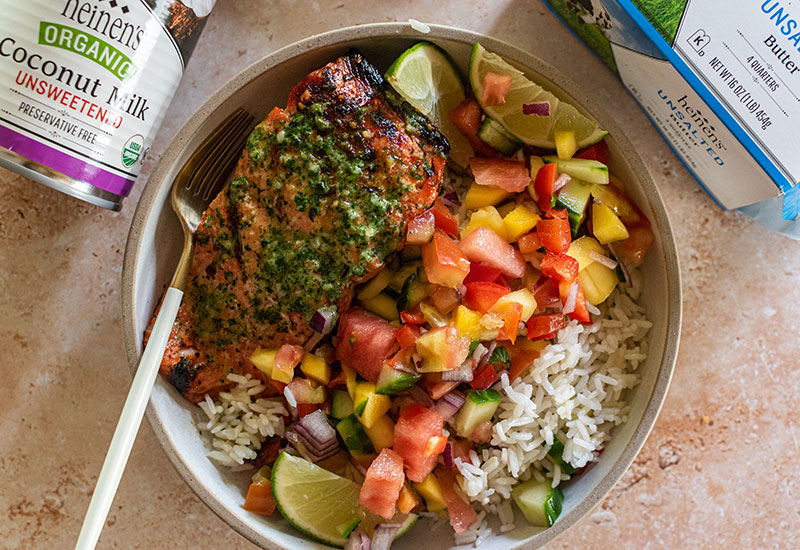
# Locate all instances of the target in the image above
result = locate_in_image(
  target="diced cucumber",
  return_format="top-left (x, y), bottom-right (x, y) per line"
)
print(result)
top-left (477, 118), bottom-right (523, 156)
top-left (542, 156), bottom-right (609, 185)
top-left (389, 263), bottom-right (420, 292)
top-left (376, 364), bottom-right (421, 395)
top-left (453, 389), bottom-right (502, 438)
top-left (358, 268), bottom-right (394, 300)
top-left (331, 389), bottom-right (355, 420)
top-left (546, 436), bottom-right (576, 475)
top-left (554, 179), bottom-right (593, 236)
top-left (335, 414), bottom-right (374, 455)
top-left (511, 478), bottom-right (564, 527)
top-left (359, 292), bottom-right (399, 321)
top-left (397, 272), bottom-right (428, 312)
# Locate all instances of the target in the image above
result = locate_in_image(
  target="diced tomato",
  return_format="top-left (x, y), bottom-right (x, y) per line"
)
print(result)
top-left (393, 403), bottom-right (445, 482)
top-left (273, 344), bottom-right (303, 381)
top-left (463, 281), bottom-right (510, 313)
top-left (395, 324), bottom-right (422, 349)
top-left (470, 420), bottom-right (493, 444)
top-left (537, 217), bottom-right (571, 254)
top-left (507, 347), bottom-right (540, 381)
top-left (497, 301), bottom-right (523, 344)
top-left (326, 369), bottom-right (347, 389)
top-left (359, 448), bottom-right (405, 520)
top-left (423, 229), bottom-right (471, 289)
top-left (424, 435), bottom-right (448, 457)
top-left (296, 403), bottom-right (321, 418)
top-left (527, 314), bottom-right (568, 340)
top-left (336, 308), bottom-right (400, 382)
top-left (268, 379), bottom-right (286, 394)
top-left (533, 277), bottom-right (561, 310)
top-left (449, 439), bottom-right (472, 463)
top-left (617, 226), bottom-right (655, 266)
top-left (548, 207), bottom-right (568, 219)
top-left (436, 468), bottom-right (478, 534)
top-left (407, 208), bottom-right (435, 244)
top-left (470, 157), bottom-right (530, 193)
top-left (460, 227), bottom-right (526, 279)
top-left (287, 378), bottom-right (325, 404)
top-left (518, 231), bottom-right (542, 254)
top-left (540, 252), bottom-right (579, 283)
top-left (481, 72), bottom-right (512, 106)
top-left (470, 363), bottom-right (499, 390)
top-left (575, 139), bottom-right (610, 164)
top-left (432, 198), bottom-right (459, 237)
top-left (449, 98), bottom-right (497, 157)
top-left (463, 262), bottom-right (503, 284)
top-left (400, 307), bottom-right (426, 325)
top-left (243, 479), bottom-right (276, 516)
top-left (534, 162), bottom-right (558, 212)
top-left (425, 375), bottom-right (461, 401)
top-left (430, 285), bottom-right (460, 314)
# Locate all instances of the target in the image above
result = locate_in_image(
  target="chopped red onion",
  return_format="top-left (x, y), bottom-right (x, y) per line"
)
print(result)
top-left (477, 340), bottom-right (497, 370)
top-left (408, 384), bottom-right (434, 408)
top-left (304, 331), bottom-right (324, 351)
top-left (441, 360), bottom-right (474, 382)
top-left (562, 281), bottom-right (578, 315)
top-left (345, 528), bottom-right (371, 550)
top-left (523, 101), bottom-right (551, 116)
top-left (310, 305), bottom-right (338, 334)
top-left (441, 190), bottom-right (461, 207)
top-left (442, 442), bottom-right (454, 467)
top-left (434, 390), bottom-right (466, 421)
top-left (553, 173), bottom-right (571, 194)
top-left (296, 410), bottom-right (337, 451)
top-left (588, 250), bottom-right (618, 270)
top-left (471, 343), bottom-right (488, 363)
top-left (371, 523), bottom-right (401, 550)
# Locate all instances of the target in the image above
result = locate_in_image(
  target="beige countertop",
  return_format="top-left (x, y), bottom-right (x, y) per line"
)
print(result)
top-left (2, 1), bottom-right (799, 548)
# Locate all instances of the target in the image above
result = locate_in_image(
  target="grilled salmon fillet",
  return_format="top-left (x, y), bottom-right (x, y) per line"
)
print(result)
top-left (148, 52), bottom-right (449, 403)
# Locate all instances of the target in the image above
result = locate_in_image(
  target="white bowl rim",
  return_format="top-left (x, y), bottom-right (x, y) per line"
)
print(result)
top-left (122, 21), bottom-right (682, 550)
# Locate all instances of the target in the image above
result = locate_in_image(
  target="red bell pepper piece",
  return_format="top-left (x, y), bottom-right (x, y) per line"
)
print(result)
top-left (400, 307), bottom-right (426, 325)
top-left (540, 252), bottom-right (579, 283)
top-left (534, 162), bottom-right (558, 212)
top-left (570, 281), bottom-right (592, 323)
top-left (462, 281), bottom-right (511, 313)
top-left (533, 277), bottom-right (562, 310)
top-left (463, 262), bottom-right (503, 284)
top-left (395, 324), bottom-right (422, 349)
top-left (296, 402), bottom-right (321, 418)
top-left (470, 363), bottom-right (499, 390)
top-left (432, 198), bottom-right (459, 237)
top-left (575, 139), bottom-right (610, 164)
top-left (449, 98), bottom-right (497, 157)
top-left (537, 217), bottom-right (571, 254)
top-left (527, 314), bottom-right (568, 340)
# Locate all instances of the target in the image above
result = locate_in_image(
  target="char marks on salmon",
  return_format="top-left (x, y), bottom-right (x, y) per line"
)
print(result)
top-left (150, 52), bottom-right (448, 402)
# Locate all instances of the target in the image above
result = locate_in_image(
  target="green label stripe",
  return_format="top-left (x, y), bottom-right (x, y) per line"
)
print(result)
top-left (38, 22), bottom-right (137, 81)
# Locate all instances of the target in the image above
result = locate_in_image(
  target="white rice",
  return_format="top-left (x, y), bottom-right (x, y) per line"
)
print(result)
top-left (197, 373), bottom-right (288, 467)
top-left (454, 285), bottom-right (651, 546)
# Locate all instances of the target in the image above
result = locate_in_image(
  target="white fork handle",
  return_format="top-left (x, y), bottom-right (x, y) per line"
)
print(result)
top-left (75, 287), bottom-right (184, 550)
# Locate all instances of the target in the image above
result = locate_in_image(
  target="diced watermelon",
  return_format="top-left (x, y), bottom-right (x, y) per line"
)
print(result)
top-left (336, 308), bottom-right (400, 383)
top-left (393, 403), bottom-right (445, 482)
top-left (460, 227), bottom-right (526, 279)
top-left (436, 468), bottom-right (478, 533)
top-left (359, 448), bottom-right (405, 520)
top-left (469, 157), bottom-right (529, 193)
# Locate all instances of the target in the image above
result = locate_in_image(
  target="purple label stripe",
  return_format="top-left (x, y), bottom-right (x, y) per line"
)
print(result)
top-left (0, 124), bottom-right (135, 196)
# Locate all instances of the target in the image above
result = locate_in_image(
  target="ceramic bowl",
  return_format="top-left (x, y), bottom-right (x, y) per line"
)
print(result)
top-left (122, 22), bottom-right (681, 550)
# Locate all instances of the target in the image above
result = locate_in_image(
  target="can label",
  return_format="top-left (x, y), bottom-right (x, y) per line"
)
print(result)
top-left (0, 0), bottom-right (212, 197)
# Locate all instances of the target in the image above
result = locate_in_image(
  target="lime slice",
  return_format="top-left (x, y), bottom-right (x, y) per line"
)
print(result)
top-left (386, 42), bottom-right (473, 167)
top-left (270, 453), bottom-right (417, 547)
top-left (469, 43), bottom-right (607, 149)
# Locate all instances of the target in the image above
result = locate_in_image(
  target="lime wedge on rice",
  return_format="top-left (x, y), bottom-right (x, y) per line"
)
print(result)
top-left (385, 41), bottom-right (474, 167)
top-left (270, 453), bottom-right (417, 547)
top-left (469, 43), bottom-right (607, 149)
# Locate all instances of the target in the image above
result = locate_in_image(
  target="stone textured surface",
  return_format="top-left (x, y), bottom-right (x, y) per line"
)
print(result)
top-left (2, 1), bottom-right (800, 549)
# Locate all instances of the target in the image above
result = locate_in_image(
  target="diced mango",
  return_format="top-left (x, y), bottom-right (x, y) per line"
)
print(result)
top-left (489, 289), bottom-right (538, 322)
top-left (363, 414), bottom-right (394, 451)
top-left (353, 382), bottom-right (391, 429)
top-left (397, 484), bottom-right (421, 515)
top-left (515, 338), bottom-right (549, 353)
top-left (461, 206), bottom-right (508, 241)
top-left (529, 156), bottom-right (545, 180)
top-left (454, 305), bottom-right (483, 340)
top-left (250, 348), bottom-right (277, 376)
top-left (359, 292), bottom-right (399, 321)
top-left (579, 261), bottom-right (619, 305)
top-left (413, 473), bottom-right (447, 512)
top-left (592, 202), bottom-right (630, 244)
top-left (503, 203), bottom-right (541, 241)
top-left (300, 352), bottom-right (331, 385)
top-left (566, 236), bottom-right (605, 272)
top-left (464, 182), bottom-right (511, 209)
top-left (342, 364), bottom-right (357, 401)
top-left (555, 129), bottom-right (578, 160)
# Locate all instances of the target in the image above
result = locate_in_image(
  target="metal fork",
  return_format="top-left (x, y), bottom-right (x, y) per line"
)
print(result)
top-left (76, 108), bottom-right (254, 550)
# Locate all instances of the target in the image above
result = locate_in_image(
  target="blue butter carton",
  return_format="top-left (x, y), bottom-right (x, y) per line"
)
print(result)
top-left (544, 0), bottom-right (800, 238)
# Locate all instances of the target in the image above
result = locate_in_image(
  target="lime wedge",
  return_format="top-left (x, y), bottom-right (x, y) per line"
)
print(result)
top-left (469, 43), bottom-right (607, 149)
top-left (270, 453), bottom-right (417, 547)
top-left (386, 42), bottom-right (473, 167)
